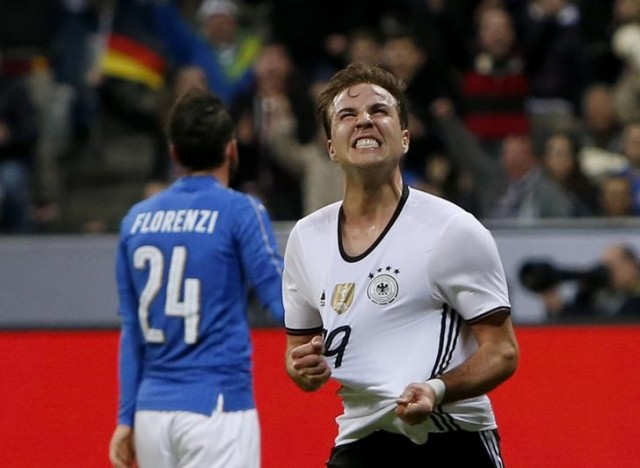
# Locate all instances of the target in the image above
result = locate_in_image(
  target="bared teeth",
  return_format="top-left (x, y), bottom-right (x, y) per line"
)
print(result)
top-left (355, 138), bottom-right (379, 148)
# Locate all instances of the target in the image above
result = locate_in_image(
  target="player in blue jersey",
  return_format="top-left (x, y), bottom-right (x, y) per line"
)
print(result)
top-left (108, 91), bottom-right (284, 468)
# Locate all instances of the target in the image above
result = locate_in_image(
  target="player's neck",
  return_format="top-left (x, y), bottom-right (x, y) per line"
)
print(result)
top-left (188, 167), bottom-right (230, 187)
top-left (340, 182), bottom-right (402, 257)
top-left (342, 173), bottom-right (403, 219)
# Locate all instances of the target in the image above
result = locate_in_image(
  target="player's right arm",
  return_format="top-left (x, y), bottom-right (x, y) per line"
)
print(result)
top-left (114, 237), bottom-right (145, 425)
top-left (282, 224), bottom-right (329, 391)
top-left (286, 334), bottom-right (331, 392)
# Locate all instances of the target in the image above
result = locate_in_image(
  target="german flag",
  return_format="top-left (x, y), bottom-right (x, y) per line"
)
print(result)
top-left (101, 33), bottom-right (167, 90)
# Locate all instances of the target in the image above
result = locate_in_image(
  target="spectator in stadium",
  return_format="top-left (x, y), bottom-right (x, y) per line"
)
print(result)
top-left (266, 0), bottom-right (388, 75)
top-left (51, 0), bottom-right (105, 149)
top-left (108, 91), bottom-right (284, 468)
top-left (310, 27), bottom-right (385, 82)
top-left (229, 41), bottom-right (316, 220)
top-left (597, 174), bottom-right (635, 217)
top-left (601, 243), bottom-right (640, 315)
top-left (153, 0), bottom-right (262, 106)
top-left (533, 243), bottom-right (640, 320)
top-left (408, 151), bottom-right (480, 216)
top-left (578, 0), bottom-right (628, 85)
top-left (579, 84), bottom-right (622, 153)
top-left (616, 120), bottom-right (640, 213)
top-left (455, 5), bottom-right (531, 157)
top-left (0, 57), bottom-right (39, 231)
top-left (609, 0), bottom-right (640, 125)
top-left (283, 63), bottom-right (518, 466)
top-left (32, 0), bottom-right (107, 226)
top-left (345, 29), bottom-right (384, 68)
top-left (432, 97), bottom-right (580, 220)
top-left (520, 0), bottom-right (590, 145)
top-left (575, 83), bottom-right (626, 180)
top-left (381, 30), bottom-right (456, 179)
top-left (99, 0), bottom-right (178, 203)
top-left (264, 75), bottom-right (344, 215)
top-left (540, 131), bottom-right (599, 215)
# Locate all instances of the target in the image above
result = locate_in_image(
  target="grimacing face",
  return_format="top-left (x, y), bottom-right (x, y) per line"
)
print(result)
top-left (326, 83), bottom-right (409, 172)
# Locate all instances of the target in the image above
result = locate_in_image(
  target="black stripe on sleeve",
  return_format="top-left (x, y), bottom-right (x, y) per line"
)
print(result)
top-left (437, 311), bottom-right (462, 376)
top-left (430, 305), bottom-right (463, 379)
top-left (467, 307), bottom-right (511, 325)
top-left (429, 305), bottom-right (450, 379)
top-left (285, 326), bottom-right (324, 336)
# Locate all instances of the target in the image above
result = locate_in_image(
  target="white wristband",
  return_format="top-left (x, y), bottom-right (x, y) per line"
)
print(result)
top-left (425, 378), bottom-right (446, 405)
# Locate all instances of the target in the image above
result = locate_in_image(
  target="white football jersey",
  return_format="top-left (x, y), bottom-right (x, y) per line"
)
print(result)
top-left (283, 186), bottom-right (511, 446)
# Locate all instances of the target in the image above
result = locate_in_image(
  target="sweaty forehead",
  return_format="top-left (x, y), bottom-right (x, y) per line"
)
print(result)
top-left (331, 83), bottom-right (396, 111)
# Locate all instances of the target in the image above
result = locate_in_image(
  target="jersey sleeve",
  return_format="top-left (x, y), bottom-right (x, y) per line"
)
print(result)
top-left (115, 235), bottom-right (144, 426)
top-left (283, 224), bottom-right (323, 334)
top-left (236, 197), bottom-right (285, 322)
top-left (428, 212), bottom-right (510, 323)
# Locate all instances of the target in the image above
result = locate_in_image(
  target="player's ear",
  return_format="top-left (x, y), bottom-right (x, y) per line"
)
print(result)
top-left (327, 140), bottom-right (337, 161)
top-left (226, 138), bottom-right (239, 164)
top-left (401, 130), bottom-right (410, 154)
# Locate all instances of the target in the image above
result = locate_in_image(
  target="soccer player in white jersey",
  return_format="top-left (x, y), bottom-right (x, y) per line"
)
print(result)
top-left (283, 63), bottom-right (519, 467)
top-left (108, 91), bottom-right (284, 468)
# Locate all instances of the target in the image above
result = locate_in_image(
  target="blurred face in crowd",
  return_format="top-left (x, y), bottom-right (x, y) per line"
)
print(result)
top-left (327, 83), bottom-right (409, 174)
top-left (382, 36), bottom-right (425, 83)
top-left (600, 244), bottom-right (640, 293)
top-left (583, 85), bottom-right (616, 135)
top-left (534, 0), bottom-right (567, 15)
top-left (622, 122), bottom-right (640, 167)
top-left (599, 176), bottom-right (634, 217)
top-left (501, 135), bottom-right (537, 181)
top-left (543, 134), bottom-right (576, 183)
top-left (477, 8), bottom-right (515, 60)
top-left (615, 0), bottom-right (640, 24)
top-left (204, 13), bottom-right (237, 45)
top-left (254, 44), bottom-right (292, 95)
top-left (348, 33), bottom-right (382, 66)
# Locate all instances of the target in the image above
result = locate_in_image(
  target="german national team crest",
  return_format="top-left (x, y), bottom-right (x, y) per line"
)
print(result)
top-left (367, 266), bottom-right (399, 305)
top-left (331, 283), bottom-right (355, 314)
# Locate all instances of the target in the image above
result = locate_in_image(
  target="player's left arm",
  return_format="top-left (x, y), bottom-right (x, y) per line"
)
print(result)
top-left (439, 309), bottom-right (518, 402)
top-left (396, 212), bottom-right (519, 424)
top-left (396, 310), bottom-right (517, 424)
top-left (433, 212), bottom-right (519, 401)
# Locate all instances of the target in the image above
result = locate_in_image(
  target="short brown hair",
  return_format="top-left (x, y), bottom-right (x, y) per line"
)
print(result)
top-left (166, 90), bottom-right (234, 171)
top-left (316, 62), bottom-right (408, 138)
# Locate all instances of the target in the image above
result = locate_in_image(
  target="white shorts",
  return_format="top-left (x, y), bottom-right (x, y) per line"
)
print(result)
top-left (134, 396), bottom-right (260, 468)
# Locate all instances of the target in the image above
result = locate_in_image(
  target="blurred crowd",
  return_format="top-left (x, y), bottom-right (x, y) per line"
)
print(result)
top-left (2, 0), bottom-right (640, 232)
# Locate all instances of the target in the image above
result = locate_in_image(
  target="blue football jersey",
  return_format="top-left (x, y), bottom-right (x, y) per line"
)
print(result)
top-left (115, 175), bottom-right (284, 425)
